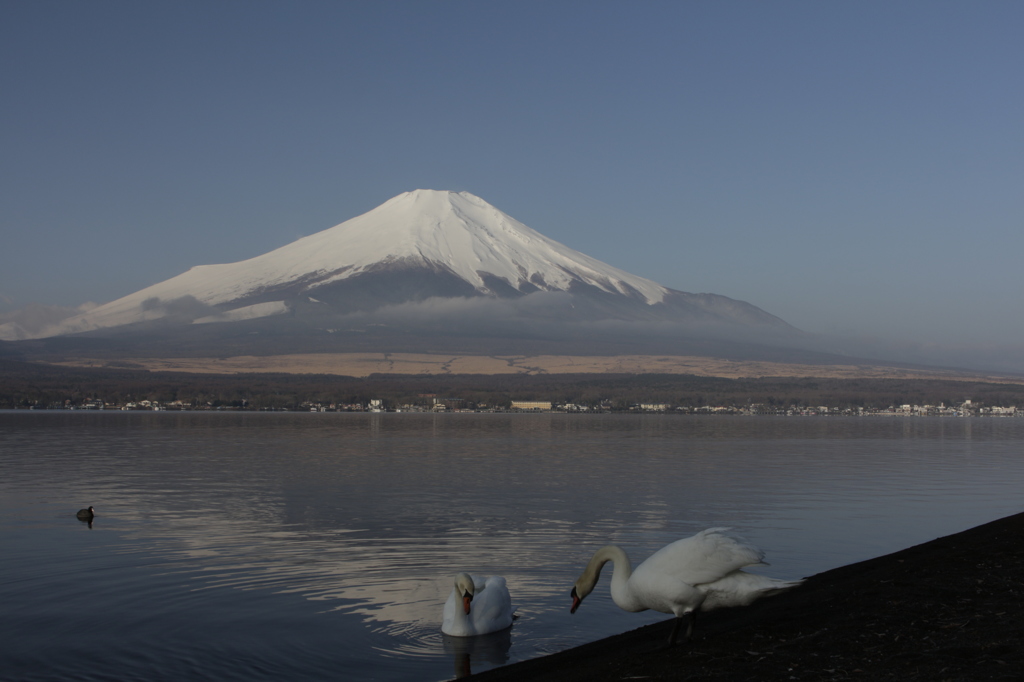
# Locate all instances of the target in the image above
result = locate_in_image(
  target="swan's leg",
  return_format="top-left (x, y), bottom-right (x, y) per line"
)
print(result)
top-left (668, 617), bottom-right (682, 645)
top-left (668, 612), bottom-right (694, 646)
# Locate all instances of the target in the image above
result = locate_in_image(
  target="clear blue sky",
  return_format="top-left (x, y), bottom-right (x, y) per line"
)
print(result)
top-left (2, 1), bottom-right (1022, 365)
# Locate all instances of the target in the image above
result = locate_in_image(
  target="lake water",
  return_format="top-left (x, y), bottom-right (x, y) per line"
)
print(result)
top-left (2, 411), bottom-right (1023, 681)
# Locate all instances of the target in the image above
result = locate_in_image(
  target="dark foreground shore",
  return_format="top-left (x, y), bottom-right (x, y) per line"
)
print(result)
top-left (470, 512), bottom-right (1024, 682)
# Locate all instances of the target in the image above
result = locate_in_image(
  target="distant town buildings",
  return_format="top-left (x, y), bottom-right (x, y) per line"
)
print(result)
top-left (510, 400), bottom-right (553, 411)
top-left (15, 396), bottom-right (1020, 417)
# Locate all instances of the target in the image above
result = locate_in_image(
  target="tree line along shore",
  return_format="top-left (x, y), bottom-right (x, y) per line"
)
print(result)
top-left (3, 358), bottom-right (1024, 414)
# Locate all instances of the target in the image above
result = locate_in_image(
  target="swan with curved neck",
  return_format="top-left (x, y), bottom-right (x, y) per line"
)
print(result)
top-left (442, 572), bottom-right (515, 637)
top-left (570, 528), bottom-right (802, 644)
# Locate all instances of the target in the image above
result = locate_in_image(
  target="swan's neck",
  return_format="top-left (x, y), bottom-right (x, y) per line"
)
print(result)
top-left (450, 574), bottom-right (474, 628)
top-left (450, 604), bottom-right (469, 627)
top-left (583, 545), bottom-right (636, 609)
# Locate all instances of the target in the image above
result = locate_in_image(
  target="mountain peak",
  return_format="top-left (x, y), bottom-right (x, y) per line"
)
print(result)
top-left (379, 189), bottom-right (482, 215)
top-left (4, 191), bottom-right (793, 340)
top-left (273, 189), bottom-right (669, 304)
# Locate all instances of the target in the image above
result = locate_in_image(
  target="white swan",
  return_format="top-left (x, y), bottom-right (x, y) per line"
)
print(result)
top-left (570, 528), bottom-right (803, 644)
top-left (442, 573), bottom-right (515, 637)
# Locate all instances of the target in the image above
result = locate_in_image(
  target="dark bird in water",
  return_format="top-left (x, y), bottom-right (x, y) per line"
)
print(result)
top-left (76, 506), bottom-right (95, 520)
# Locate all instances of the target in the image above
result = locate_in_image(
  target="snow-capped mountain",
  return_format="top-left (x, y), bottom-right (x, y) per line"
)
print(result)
top-left (4, 190), bottom-right (793, 341)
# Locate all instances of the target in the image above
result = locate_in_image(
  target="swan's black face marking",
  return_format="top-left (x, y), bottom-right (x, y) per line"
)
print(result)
top-left (570, 586), bottom-right (583, 613)
top-left (462, 592), bottom-right (473, 614)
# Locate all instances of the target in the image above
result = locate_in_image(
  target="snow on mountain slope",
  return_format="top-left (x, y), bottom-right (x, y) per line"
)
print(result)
top-left (30, 190), bottom-right (674, 338)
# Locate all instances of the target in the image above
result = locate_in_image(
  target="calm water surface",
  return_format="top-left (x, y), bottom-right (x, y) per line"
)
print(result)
top-left (2, 412), bottom-right (1023, 681)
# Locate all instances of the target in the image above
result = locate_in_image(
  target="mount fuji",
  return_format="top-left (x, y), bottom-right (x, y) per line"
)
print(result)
top-left (3, 190), bottom-right (798, 355)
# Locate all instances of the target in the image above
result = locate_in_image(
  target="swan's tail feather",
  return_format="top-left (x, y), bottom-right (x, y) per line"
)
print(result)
top-left (759, 578), bottom-right (804, 598)
top-left (700, 573), bottom-right (804, 610)
top-left (756, 576), bottom-right (804, 593)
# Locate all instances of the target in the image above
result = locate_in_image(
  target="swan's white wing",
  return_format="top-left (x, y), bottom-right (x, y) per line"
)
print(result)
top-left (634, 528), bottom-right (765, 586)
top-left (471, 576), bottom-right (514, 631)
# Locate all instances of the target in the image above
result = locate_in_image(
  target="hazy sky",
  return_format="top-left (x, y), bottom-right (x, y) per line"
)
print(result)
top-left (2, 1), bottom-right (1022, 358)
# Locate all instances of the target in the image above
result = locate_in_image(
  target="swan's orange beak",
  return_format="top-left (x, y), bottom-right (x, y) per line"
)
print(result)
top-left (462, 595), bottom-right (472, 615)
top-left (570, 587), bottom-right (582, 614)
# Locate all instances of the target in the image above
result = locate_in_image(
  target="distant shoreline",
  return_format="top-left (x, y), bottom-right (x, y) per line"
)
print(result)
top-left (4, 404), bottom-right (1022, 417)
top-left (4, 354), bottom-right (1024, 412)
